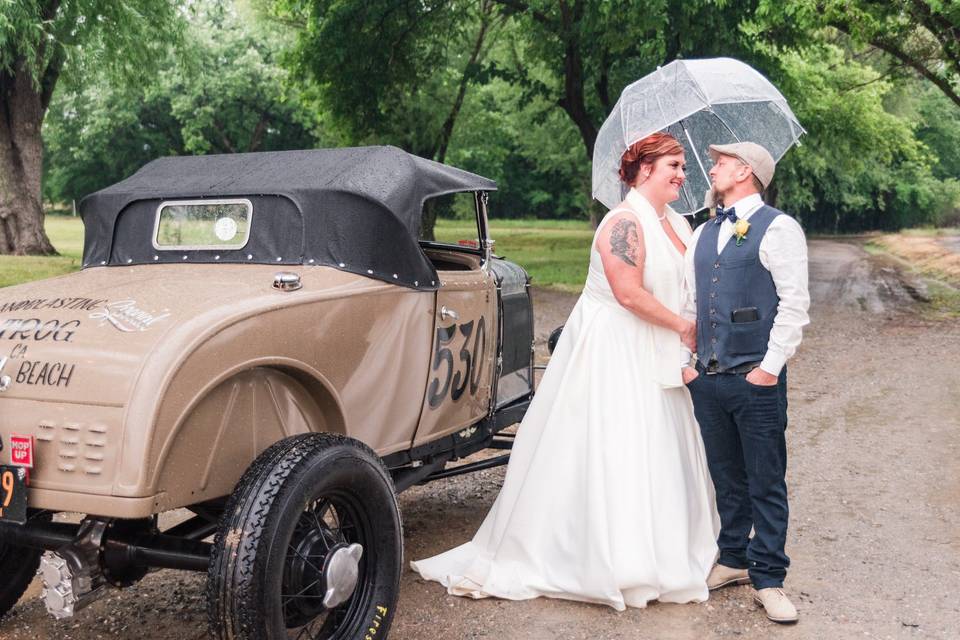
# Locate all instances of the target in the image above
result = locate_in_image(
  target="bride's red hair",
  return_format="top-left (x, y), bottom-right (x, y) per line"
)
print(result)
top-left (619, 132), bottom-right (684, 186)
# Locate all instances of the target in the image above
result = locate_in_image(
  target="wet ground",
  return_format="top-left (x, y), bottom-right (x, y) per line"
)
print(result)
top-left (937, 235), bottom-right (960, 253)
top-left (2, 238), bottom-right (958, 639)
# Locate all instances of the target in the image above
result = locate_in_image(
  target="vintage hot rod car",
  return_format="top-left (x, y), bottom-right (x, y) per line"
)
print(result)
top-left (0, 147), bottom-right (534, 639)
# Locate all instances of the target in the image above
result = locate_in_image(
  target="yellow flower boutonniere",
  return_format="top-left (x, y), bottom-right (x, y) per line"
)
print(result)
top-left (734, 219), bottom-right (750, 246)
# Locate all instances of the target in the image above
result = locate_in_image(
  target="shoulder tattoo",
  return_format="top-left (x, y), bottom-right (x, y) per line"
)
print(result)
top-left (609, 218), bottom-right (640, 267)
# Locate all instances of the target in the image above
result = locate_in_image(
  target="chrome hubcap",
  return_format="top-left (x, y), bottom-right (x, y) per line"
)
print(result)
top-left (321, 543), bottom-right (363, 609)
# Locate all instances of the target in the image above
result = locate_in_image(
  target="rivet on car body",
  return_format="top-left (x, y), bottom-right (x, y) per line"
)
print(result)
top-left (273, 272), bottom-right (302, 292)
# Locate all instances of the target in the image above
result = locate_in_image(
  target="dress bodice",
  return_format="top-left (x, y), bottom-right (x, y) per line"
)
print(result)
top-left (584, 188), bottom-right (691, 386)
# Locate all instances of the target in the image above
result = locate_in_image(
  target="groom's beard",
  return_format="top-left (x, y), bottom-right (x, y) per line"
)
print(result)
top-left (704, 185), bottom-right (723, 212)
top-left (709, 185), bottom-right (724, 208)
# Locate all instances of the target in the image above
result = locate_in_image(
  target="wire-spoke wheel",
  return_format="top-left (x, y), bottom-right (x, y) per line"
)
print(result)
top-left (207, 434), bottom-right (402, 640)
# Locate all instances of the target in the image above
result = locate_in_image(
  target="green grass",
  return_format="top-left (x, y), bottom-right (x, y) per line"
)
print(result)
top-left (925, 280), bottom-right (960, 318)
top-left (0, 216), bottom-right (84, 288)
top-left (0, 216), bottom-right (595, 291)
top-left (436, 218), bottom-right (593, 290)
top-left (899, 226), bottom-right (960, 237)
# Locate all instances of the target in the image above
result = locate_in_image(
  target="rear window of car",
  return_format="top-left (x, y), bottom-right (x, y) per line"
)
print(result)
top-left (153, 199), bottom-right (252, 250)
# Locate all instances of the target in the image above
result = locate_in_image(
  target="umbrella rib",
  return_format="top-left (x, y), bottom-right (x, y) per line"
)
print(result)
top-left (679, 120), bottom-right (709, 186)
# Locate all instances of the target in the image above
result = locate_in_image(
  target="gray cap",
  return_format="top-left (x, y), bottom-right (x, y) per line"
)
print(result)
top-left (708, 142), bottom-right (776, 190)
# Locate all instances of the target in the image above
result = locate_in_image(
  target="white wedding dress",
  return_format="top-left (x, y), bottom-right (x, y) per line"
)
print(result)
top-left (411, 189), bottom-right (719, 611)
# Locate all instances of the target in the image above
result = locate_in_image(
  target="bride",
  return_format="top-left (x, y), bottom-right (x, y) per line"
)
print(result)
top-left (411, 132), bottom-right (719, 611)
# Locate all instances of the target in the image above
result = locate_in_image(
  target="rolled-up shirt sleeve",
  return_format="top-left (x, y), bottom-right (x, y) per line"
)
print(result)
top-left (680, 225), bottom-right (704, 367)
top-left (758, 215), bottom-right (810, 375)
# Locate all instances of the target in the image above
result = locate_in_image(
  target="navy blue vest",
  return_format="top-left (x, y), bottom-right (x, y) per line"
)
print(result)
top-left (694, 205), bottom-right (782, 370)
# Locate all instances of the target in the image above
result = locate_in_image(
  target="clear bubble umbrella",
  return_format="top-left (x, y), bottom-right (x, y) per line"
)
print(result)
top-left (592, 57), bottom-right (806, 214)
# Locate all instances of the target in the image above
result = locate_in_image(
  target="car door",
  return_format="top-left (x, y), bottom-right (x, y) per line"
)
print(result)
top-left (412, 258), bottom-right (497, 449)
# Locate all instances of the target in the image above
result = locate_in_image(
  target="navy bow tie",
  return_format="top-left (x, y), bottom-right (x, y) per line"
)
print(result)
top-left (715, 205), bottom-right (738, 225)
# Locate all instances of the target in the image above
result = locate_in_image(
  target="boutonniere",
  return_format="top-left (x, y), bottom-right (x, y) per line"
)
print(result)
top-left (734, 219), bottom-right (750, 246)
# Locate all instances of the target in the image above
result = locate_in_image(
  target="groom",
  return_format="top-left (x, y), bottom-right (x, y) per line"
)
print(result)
top-left (681, 142), bottom-right (810, 623)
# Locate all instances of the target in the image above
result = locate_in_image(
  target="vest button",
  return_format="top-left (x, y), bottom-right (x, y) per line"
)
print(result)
top-left (711, 337), bottom-right (717, 344)
top-left (714, 262), bottom-right (720, 268)
top-left (711, 322), bottom-right (717, 328)
top-left (709, 308), bottom-right (716, 315)
top-left (710, 292), bottom-right (717, 298)
top-left (712, 276), bottom-right (719, 283)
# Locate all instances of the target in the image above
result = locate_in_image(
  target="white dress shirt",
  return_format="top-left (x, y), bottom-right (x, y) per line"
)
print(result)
top-left (681, 193), bottom-right (810, 376)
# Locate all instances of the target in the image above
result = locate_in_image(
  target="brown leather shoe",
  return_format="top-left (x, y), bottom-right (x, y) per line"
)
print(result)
top-left (753, 587), bottom-right (799, 623)
top-left (706, 563), bottom-right (750, 591)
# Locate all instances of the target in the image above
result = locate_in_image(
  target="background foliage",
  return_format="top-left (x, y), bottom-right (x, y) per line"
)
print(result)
top-left (35, 0), bottom-right (960, 233)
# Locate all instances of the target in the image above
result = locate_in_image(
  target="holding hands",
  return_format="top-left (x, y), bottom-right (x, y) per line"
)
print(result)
top-left (676, 317), bottom-right (697, 352)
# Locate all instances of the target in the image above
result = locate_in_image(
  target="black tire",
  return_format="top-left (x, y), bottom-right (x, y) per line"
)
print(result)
top-left (207, 433), bottom-right (402, 640)
top-left (0, 510), bottom-right (52, 622)
top-left (547, 325), bottom-right (564, 355)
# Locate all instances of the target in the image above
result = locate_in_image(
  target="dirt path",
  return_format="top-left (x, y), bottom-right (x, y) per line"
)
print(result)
top-left (2, 239), bottom-right (959, 639)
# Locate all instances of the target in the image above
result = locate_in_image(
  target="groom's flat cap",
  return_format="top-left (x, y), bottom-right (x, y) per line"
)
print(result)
top-left (708, 142), bottom-right (776, 189)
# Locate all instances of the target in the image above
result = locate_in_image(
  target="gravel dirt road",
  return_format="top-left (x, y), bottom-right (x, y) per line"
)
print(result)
top-left (2, 238), bottom-right (958, 640)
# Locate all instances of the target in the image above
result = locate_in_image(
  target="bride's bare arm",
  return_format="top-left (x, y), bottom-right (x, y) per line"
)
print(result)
top-left (598, 213), bottom-right (696, 347)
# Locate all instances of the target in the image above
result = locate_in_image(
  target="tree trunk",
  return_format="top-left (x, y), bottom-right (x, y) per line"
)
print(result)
top-left (0, 60), bottom-right (56, 255)
top-left (420, 2), bottom-right (496, 242)
top-left (556, 0), bottom-right (602, 225)
top-left (433, 2), bottom-right (492, 166)
top-left (558, 1), bottom-right (597, 160)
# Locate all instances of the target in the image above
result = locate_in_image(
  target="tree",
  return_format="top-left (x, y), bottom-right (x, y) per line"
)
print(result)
top-left (489, 1), bottom-right (765, 158)
top-left (768, 44), bottom-right (943, 232)
top-left (483, 0), bottom-right (769, 222)
top-left (753, 0), bottom-right (960, 108)
top-left (0, 0), bottom-right (183, 254)
top-left (445, 69), bottom-right (593, 218)
top-left (166, 3), bottom-right (316, 155)
top-left (42, 2), bottom-right (317, 206)
top-left (266, 0), bottom-right (507, 238)
top-left (43, 78), bottom-right (185, 206)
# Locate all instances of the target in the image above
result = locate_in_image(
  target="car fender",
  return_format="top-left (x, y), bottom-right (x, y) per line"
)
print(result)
top-left (148, 359), bottom-right (345, 511)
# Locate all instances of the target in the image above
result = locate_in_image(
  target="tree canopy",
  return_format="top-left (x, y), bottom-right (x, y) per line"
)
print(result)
top-left (25, 0), bottom-right (960, 239)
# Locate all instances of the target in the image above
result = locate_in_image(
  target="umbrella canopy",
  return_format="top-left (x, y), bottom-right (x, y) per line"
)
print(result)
top-left (592, 57), bottom-right (806, 214)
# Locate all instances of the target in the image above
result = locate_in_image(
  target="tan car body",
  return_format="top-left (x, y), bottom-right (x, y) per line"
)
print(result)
top-left (0, 251), bottom-right (498, 518)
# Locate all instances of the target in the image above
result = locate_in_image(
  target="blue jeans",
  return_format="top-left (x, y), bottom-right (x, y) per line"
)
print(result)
top-left (687, 367), bottom-right (790, 589)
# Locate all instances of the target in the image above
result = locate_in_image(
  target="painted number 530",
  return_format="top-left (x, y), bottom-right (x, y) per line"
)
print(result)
top-left (427, 317), bottom-right (486, 409)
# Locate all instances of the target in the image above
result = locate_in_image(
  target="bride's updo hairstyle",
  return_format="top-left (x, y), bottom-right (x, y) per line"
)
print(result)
top-left (619, 132), bottom-right (684, 186)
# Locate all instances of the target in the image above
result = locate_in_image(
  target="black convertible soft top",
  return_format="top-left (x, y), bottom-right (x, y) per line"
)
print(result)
top-left (79, 146), bottom-right (496, 290)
